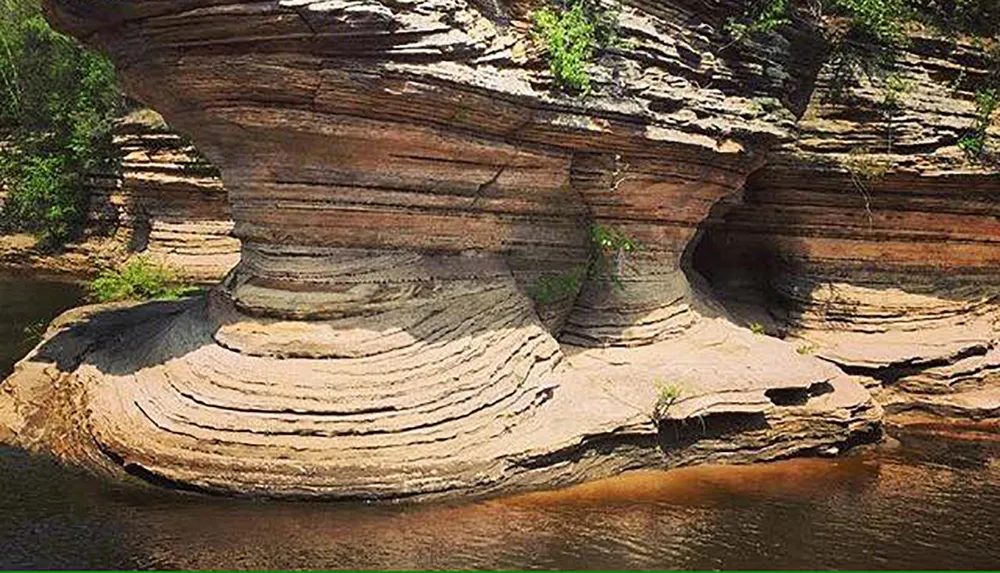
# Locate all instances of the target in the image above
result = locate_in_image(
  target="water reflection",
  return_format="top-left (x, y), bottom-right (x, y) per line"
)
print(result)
top-left (2, 442), bottom-right (998, 570)
top-left (0, 272), bottom-right (85, 378)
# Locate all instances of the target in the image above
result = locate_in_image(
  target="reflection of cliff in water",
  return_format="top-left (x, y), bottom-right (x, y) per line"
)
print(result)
top-left (0, 274), bottom-right (84, 378)
top-left (3, 441), bottom-right (1000, 570)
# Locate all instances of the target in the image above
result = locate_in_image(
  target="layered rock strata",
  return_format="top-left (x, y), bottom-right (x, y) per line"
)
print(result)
top-left (0, 0), bottom-right (884, 499)
top-left (696, 32), bottom-right (1000, 422)
top-left (89, 110), bottom-right (239, 281)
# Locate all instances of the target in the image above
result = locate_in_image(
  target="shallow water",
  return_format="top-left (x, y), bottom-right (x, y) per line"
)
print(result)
top-left (0, 272), bottom-right (85, 379)
top-left (2, 273), bottom-right (1000, 570)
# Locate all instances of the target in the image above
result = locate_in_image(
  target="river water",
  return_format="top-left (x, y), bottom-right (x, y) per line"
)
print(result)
top-left (1, 273), bottom-right (999, 570)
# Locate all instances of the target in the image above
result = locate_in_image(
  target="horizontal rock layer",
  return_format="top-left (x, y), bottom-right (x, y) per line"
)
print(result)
top-left (89, 110), bottom-right (240, 281)
top-left (696, 32), bottom-right (1000, 422)
top-left (0, 109), bottom-right (238, 281)
top-left (0, 293), bottom-right (880, 499)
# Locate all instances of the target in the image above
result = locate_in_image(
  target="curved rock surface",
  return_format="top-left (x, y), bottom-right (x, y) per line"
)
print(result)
top-left (0, 0), bottom-right (889, 499)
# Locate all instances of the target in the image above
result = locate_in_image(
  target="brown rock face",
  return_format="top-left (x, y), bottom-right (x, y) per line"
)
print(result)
top-left (0, 0), bottom-right (885, 499)
top-left (696, 33), bottom-right (1000, 421)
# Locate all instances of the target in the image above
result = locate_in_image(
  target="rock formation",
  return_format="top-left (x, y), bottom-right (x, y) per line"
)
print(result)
top-left (0, 0), bottom-right (913, 500)
top-left (697, 31), bottom-right (1000, 424)
top-left (90, 109), bottom-right (240, 281)
top-left (0, 109), bottom-right (237, 281)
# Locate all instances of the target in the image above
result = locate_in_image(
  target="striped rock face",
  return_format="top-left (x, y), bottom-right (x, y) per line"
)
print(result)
top-left (695, 34), bottom-right (1000, 422)
top-left (0, 0), bottom-right (885, 499)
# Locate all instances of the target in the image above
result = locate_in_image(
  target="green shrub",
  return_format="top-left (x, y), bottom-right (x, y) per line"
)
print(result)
top-left (959, 88), bottom-right (998, 161)
top-left (588, 223), bottom-right (638, 287)
top-left (530, 266), bottom-right (586, 305)
top-left (905, 0), bottom-right (1000, 38)
top-left (652, 380), bottom-right (683, 421)
top-left (530, 0), bottom-right (619, 95)
top-left (823, 0), bottom-right (910, 95)
top-left (725, 0), bottom-right (791, 46)
top-left (0, 0), bottom-right (123, 248)
top-left (826, 0), bottom-right (909, 48)
top-left (88, 257), bottom-right (197, 303)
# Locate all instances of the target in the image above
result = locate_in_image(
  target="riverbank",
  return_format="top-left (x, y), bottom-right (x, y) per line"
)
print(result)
top-left (0, 232), bottom-right (235, 283)
top-left (0, 234), bottom-right (120, 279)
top-left (0, 270), bottom-right (883, 501)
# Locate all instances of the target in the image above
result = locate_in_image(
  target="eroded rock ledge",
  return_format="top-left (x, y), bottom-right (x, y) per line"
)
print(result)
top-left (696, 31), bottom-right (1000, 424)
top-left (0, 109), bottom-right (238, 282)
top-left (2, 0), bottom-right (889, 499)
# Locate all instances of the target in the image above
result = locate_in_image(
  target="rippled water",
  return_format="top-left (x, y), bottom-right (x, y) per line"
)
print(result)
top-left (2, 273), bottom-right (1000, 570)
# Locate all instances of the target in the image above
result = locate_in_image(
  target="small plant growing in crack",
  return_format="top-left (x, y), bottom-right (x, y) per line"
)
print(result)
top-left (723, 0), bottom-right (790, 50)
top-left (796, 343), bottom-right (818, 355)
top-left (749, 321), bottom-right (766, 335)
top-left (879, 73), bottom-right (910, 154)
top-left (530, 266), bottom-right (586, 305)
top-left (530, 0), bottom-right (622, 95)
top-left (651, 380), bottom-right (683, 421)
top-left (588, 223), bottom-right (639, 288)
top-left (959, 87), bottom-right (999, 162)
top-left (595, 378), bottom-right (684, 425)
top-left (842, 147), bottom-right (889, 228)
top-left (610, 153), bottom-right (631, 192)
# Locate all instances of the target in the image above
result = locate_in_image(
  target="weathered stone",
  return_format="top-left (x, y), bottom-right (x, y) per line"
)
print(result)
top-left (1, 109), bottom-right (238, 282)
top-left (0, 0), bottom-right (888, 499)
top-left (697, 31), bottom-right (1000, 422)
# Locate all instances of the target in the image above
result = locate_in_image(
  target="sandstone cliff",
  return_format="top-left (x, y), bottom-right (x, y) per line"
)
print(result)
top-left (697, 29), bottom-right (1000, 424)
top-left (7, 0), bottom-right (995, 500)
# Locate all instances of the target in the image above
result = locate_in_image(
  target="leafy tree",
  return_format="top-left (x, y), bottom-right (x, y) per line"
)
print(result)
top-left (0, 0), bottom-right (122, 248)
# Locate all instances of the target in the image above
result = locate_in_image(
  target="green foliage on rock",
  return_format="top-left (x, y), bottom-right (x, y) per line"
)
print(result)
top-left (959, 88), bottom-right (999, 161)
top-left (725, 0), bottom-right (791, 46)
top-left (0, 0), bottom-right (123, 248)
top-left (530, 0), bottom-right (620, 95)
top-left (530, 266), bottom-right (586, 305)
top-left (588, 223), bottom-right (638, 287)
top-left (651, 380), bottom-right (682, 421)
top-left (906, 0), bottom-right (1000, 38)
top-left (88, 256), bottom-right (197, 303)
top-left (826, 0), bottom-right (909, 48)
top-left (822, 0), bottom-right (910, 94)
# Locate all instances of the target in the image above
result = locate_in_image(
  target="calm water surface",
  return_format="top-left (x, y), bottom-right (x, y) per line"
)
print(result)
top-left (1, 273), bottom-right (999, 570)
top-left (0, 273), bottom-right (85, 379)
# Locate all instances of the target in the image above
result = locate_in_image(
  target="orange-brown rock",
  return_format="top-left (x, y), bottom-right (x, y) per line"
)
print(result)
top-left (0, 0), bottom-right (887, 500)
